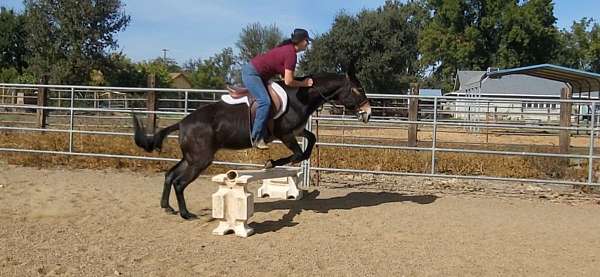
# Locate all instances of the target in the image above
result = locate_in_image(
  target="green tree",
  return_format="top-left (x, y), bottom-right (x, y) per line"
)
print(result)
top-left (496, 0), bottom-right (561, 68)
top-left (0, 67), bottom-right (36, 83)
top-left (187, 47), bottom-right (238, 89)
top-left (154, 57), bottom-right (182, 72)
top-left (555, 18), bottom-right (600, 73)
top-left (301, 0), bottom-right (428, 93)
top-left (103, 53), bottom-right (147, 87)
top-left (24, 0), bottom-right (130, 85)
top-left (419, 0), bottom-right (561, 92)
top-left (0, 67), bottom-right (19, 83)
top-left (135, 58), bottom-right (173, 88)
top-left (590, 24), bottom-right (600, 73)
top-left (0, 7), bottom-right (29, 73)
top-left (236, 22), bottom-right (283, 62)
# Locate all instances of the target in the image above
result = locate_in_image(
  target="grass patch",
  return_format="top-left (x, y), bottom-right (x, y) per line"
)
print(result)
top-left (0, 130), bottom-right (593, 183)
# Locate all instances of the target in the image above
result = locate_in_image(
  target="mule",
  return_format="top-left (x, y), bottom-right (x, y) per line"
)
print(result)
top-left (132, 71), bottom-right (371, 219)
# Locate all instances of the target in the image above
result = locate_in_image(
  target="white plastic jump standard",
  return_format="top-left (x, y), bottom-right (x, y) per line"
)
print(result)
top-left (258, 171), bottom-right (303, 200)
top-left (211, 172), bottom-right (254, 237)
top-left (211, 168), bottom-right (301, 238)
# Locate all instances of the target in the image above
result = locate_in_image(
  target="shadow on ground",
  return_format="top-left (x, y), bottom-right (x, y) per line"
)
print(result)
top-left (250, 190), bottom-right (438, 234)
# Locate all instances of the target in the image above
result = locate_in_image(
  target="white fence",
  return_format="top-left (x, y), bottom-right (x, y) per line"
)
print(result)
top-left (1, 83), bottom-right (599, 187)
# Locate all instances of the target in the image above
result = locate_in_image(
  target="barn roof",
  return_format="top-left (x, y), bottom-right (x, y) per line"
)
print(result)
top-left (485, 64), bottom-right (600, 94)
top-left (452, 70), bottom-right (566, 97)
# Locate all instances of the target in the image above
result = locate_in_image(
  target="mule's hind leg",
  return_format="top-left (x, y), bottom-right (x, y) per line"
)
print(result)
top-left (172, 158), bottom-right (212, 220)
top-left (161, 160), bottom-right (183, 214)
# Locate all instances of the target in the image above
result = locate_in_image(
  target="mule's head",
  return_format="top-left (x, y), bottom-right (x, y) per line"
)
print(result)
top-left (328, 65), bottom-right (371, 123)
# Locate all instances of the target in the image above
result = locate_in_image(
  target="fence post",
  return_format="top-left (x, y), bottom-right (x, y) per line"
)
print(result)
top-left (431, 97), bottom-right (438, 174)
top-left (302, 115), bottom-right (312, 189)
top-left (37, 75), bottom-right (49, 129)
top-left (184, 91), bottom-right (189, 114)
top-left (587, 102), bottom-right (596, 185)
top-left (69, 87), bottom-right (75, 152)
top-left (316, 109), bottom-right (321, 187)
top-left (146, 74), bottom-right (158, 131)
top-left (408, 83), bottom-right (419, 147)
top-left (560, 87), bottom-right (572, 155)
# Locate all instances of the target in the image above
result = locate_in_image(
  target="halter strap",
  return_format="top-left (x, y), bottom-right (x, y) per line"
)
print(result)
top-left (357, 98), bottom-right (369, 108)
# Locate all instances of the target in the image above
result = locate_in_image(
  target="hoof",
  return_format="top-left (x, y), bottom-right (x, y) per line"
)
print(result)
top-left (163, 206), bottom-right (177, 215)
top-left (264, 159), bottom-right (275, 169)
top-left (180, 212), bottom-right (198, 220)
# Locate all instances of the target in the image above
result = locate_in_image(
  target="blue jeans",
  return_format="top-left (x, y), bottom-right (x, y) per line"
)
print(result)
top-left (241, 63), bottom-right (270, 140)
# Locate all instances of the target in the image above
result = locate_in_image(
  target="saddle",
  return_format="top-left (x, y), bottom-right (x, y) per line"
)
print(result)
top-left (221, 81), bottom-right (291, 140)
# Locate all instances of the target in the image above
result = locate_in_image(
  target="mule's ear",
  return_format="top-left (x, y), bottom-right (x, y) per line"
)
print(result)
top-left (348, 63), bottom-right (356, 76)
top-left (346, 63), bottom-right (358, 84)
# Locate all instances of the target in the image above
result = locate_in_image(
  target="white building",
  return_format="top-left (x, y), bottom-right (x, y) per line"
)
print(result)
top-left (445, 65), bottom-right (599, 123)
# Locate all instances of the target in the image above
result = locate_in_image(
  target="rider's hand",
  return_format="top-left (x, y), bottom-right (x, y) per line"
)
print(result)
top-left (304, 78), bottom-right (314, 87)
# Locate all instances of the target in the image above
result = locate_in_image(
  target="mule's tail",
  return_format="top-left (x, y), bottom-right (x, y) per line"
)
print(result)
top-left (132, 113), bottom-right (179, 152)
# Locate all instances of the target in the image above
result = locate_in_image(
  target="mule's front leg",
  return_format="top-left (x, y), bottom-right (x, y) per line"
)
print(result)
top-left (299, 129), bottom-right (316, 160)
top-left (264, 135), bottom-right (303, 168)
top-left (171, 161), bottom-right (208, 220)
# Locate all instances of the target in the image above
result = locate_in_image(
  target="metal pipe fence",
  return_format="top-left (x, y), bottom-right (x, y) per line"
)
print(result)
top-left (1, 83), bottom-right (599, 188)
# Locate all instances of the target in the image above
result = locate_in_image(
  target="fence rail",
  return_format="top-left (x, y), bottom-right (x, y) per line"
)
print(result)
top-left (1, 82), bottom-right (599, 187)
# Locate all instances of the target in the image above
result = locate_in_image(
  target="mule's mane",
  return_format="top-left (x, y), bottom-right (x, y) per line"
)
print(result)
top-left (286, 73), bottom-right (349, 105)
top-left (294, 73), bottom-right (345, 82)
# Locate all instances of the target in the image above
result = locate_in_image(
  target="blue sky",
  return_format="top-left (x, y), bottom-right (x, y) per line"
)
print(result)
top-left (2, 0), bottom-right (599, 64)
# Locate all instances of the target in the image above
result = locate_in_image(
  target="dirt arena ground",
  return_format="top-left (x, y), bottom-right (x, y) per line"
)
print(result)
top-left (1, 163), bottom-right (600, 276)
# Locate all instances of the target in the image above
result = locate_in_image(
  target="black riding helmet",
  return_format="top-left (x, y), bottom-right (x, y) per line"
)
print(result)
top-left (291, 28), bottom-right (313, 44)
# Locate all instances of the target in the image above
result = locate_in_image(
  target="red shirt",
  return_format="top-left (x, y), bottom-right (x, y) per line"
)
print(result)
top-left (250, 44), bottom-right (297, 81)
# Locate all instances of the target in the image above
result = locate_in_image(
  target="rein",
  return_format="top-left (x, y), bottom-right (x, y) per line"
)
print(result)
top-left (317, 86), bottom-right (368, 112)
top-left (318, 88), bottom-right (343, 108)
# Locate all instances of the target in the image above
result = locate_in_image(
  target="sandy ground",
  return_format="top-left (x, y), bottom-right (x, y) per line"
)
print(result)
top-left (1, 164), bottom-right (600, 276)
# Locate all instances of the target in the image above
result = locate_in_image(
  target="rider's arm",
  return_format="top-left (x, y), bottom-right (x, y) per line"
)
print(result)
top-left (284, 69), bottom-right (313, 87)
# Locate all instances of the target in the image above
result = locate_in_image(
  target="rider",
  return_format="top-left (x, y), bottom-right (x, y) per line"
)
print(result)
top-left (242, 28), bottom-right (314, 149)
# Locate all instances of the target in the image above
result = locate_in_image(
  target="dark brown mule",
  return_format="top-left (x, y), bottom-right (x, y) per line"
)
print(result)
top-left (132, 71), bottom-right (371, 220)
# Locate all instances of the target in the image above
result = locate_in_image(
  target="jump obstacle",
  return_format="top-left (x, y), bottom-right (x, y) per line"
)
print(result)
top-left (211, 168), bottom-right (304, 237)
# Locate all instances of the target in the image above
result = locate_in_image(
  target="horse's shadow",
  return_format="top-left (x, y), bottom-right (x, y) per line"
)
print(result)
top-left (249, 190), bottom-right (438, 234)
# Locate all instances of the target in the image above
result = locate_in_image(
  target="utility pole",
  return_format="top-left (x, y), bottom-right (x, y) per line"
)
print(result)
top-left (161, 48), bottom-right (169, 61)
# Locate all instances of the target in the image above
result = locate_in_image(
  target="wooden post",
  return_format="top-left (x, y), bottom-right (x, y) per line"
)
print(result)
top-left (146, 74), bottom-right (158, 131)
top-left (37, 76), bottom-right (49, 129)
top-left (560, 87), bottom-right (572, 154)
top-left (408, 83), bottom-right (419, 147)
